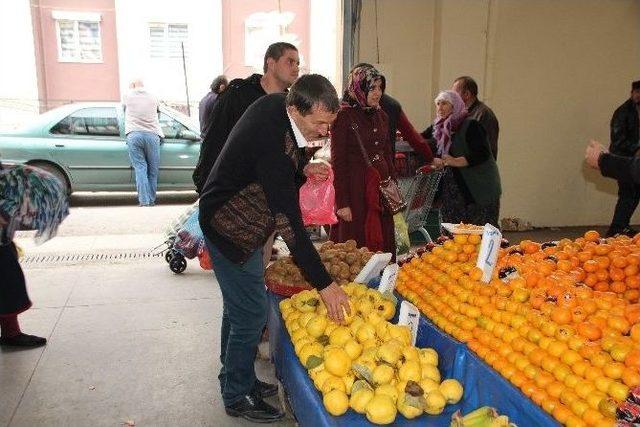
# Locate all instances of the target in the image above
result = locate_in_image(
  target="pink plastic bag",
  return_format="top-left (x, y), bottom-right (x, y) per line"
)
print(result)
top-left (299, 167), bottom-right (338, 226)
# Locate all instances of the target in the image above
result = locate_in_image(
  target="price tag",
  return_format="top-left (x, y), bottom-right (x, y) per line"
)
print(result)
top-left (378, 263), bottom-right (399, 295)
top-left (397, 301), bottom-right (420, 346)
top-left (475, 223), bottom-right (502, 283)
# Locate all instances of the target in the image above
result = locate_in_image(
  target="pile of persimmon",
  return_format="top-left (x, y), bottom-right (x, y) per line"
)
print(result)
top-left (396, 232), bottom-right (640, 427)
top-left (499, 231), bottom-right (640, 303)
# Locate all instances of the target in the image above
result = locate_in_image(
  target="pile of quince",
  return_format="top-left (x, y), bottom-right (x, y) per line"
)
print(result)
top-left (280, 283), bottom-right (464, 425)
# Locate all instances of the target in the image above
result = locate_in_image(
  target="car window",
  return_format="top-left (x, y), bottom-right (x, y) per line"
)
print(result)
top-left (51, 107), bottom-right (120, 137)
top-left (159, 112), bottom-right (188, 139)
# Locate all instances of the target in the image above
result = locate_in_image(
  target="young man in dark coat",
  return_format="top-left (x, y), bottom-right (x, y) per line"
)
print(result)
top-left (606, 80), bottom-right (640, 237)
top-left (192, 42), bottom-right (300, 194)
top-left (199, 75), bottom-right (349, 423)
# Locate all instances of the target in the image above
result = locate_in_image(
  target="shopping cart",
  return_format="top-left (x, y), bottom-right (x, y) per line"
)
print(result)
top-left (156, 202), bottom-right (207, 274)
top-left (398, 169), bottom-right (443, 243)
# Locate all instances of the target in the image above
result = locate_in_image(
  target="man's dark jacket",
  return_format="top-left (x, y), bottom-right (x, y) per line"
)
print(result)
top-left (610, 98), bottom-right (640, 156)
top-left (198, 93), bottom-right (332, 289)
top-left (192, 74), bottom-right (266, 193)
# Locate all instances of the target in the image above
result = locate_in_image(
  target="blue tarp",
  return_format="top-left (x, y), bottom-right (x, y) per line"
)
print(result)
top-left (268, 291), bottom-right (559, 427)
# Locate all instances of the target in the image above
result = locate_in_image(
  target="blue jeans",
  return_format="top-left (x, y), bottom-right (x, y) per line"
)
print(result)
top-left (205, 237), bottom-right (267, 406)
top-left (126, 131), bottom-right (160, 206)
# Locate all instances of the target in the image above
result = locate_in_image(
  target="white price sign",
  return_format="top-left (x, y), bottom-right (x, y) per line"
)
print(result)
top-left (398, 301), bottom-right (420, 346)
top-left (378, 263), bottom-right (399, 295)
top-left (475, 223), bottom-right (502, 283)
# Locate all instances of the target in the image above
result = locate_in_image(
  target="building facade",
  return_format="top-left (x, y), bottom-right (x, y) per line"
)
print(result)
top-left (0, 0), bottom-right (342, 129)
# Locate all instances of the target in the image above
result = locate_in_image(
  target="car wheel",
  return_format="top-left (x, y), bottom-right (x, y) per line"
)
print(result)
top-left (29, 162), bottom-right (71, 194)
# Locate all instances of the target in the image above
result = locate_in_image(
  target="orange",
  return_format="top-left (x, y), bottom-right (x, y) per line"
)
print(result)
top-left (584, 230), bottom-right (600, 242)
top-left (609, 267), bottom-right (626, 282)
top-left (551, 307), bottom-right (572, 325)
top-left (583, 260), bottom-right (598, 273)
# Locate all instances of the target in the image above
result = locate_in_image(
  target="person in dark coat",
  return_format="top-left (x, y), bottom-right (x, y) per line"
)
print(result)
top-left (424, 90), bottom-right (501, 227)
top-left (605, 80), bottom-right (640, 237)
top-left (192, 42), bottom-right (300, 194)
top-left (452, 76), bottom-right (500, 160)
top-left (0, 162), bottom-right (47, 348)
top-left (330, 65), bottom-right (397, 255)
top-left (199, 75), bottom-right (348, 423)
top-left (198, 75), bottom-right (228, 136)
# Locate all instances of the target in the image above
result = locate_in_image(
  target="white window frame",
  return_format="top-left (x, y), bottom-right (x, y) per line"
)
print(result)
top-left (52, 11), bottom-right (103, 63)
top-left (148, 22), bottom-right (189, 60)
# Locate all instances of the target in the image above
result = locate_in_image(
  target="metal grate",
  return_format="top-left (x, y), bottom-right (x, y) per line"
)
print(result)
top-left (21, 250), bottom-right (162, 265)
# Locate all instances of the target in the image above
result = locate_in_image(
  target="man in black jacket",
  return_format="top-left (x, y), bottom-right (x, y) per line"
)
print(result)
top-left (199, 75), bottom-right (349, 423)
top-left (606, 80), bottom-right (640, 237)
top-left (192, 42), bottom-right (300, 194)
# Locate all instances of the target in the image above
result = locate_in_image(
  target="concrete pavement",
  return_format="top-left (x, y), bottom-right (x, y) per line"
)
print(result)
top-left (2, 193), bottom-right (295, 427)
top-left (2, 260), bottom-right (295, 427)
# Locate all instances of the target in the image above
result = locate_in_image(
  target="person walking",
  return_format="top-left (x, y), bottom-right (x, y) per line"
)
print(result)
top-left (606, 80), bottom-right (640, 237)
top-left (198, 75), bottom-right (348, 423)
top-left (122, 79), bottom-right (164, 207)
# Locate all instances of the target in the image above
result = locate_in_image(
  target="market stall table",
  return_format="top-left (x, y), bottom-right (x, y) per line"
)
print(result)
top-left (267, 291), bottom-right (559, 426)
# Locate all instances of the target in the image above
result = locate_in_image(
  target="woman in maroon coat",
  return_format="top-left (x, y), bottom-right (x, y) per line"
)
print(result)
top-left (330, 65), bottom-right (396, 255)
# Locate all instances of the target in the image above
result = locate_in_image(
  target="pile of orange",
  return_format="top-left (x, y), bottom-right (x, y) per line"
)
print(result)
top-left (396, 230), bottom-right (640, 427)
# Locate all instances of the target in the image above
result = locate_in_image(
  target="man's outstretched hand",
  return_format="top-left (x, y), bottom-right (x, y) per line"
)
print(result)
top-left (319, 282), bottom-right (351, 323)
top-left (585, 139), bottom-right (606, 169)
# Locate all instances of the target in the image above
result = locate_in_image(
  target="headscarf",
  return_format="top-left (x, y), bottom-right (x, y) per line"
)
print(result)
top-left (432, 90), bottom-right (468, 155)
top-left (343, 65), bottom-right (385, 112)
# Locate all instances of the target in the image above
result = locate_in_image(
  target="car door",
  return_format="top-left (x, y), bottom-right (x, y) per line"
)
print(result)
top-left (49, 106), bottom-right (132, 189)
top-left (157, 111), bottom-right (199, 189)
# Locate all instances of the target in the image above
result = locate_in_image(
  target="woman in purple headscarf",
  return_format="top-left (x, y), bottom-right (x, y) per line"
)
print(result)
top-left (330, 65), bottom-right (396, 256)
top-left (425, 90), bottom-right (501, 227)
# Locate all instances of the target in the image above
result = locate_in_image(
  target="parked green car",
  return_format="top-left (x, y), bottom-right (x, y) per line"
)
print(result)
top-left (0, 102), bottom-right (201, 193)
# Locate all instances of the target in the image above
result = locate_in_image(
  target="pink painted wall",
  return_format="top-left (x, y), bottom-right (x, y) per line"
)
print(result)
top-left (222, 0), bottom-right (310, 79)
top-left (34, 0), bottom-right (120, 109)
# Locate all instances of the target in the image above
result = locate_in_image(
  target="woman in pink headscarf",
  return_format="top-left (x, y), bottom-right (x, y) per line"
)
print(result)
top-left (425, 90), bottom-right (501, 227)
top-left (330, 65), bottom-right (396, 255)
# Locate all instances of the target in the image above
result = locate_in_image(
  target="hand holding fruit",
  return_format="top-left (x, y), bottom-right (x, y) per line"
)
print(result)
top-left (319, 282), bottom-right (351, 323)
top-left (336, 207), bottom-right (353, 222)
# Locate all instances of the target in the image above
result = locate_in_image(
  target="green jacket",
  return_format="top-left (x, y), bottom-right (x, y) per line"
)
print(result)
top-left (448, 119), bottom-right (501, 206)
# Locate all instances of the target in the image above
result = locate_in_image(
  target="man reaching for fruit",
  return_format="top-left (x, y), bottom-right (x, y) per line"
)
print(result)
top-left (199, 75), bottom-right (351, 423)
